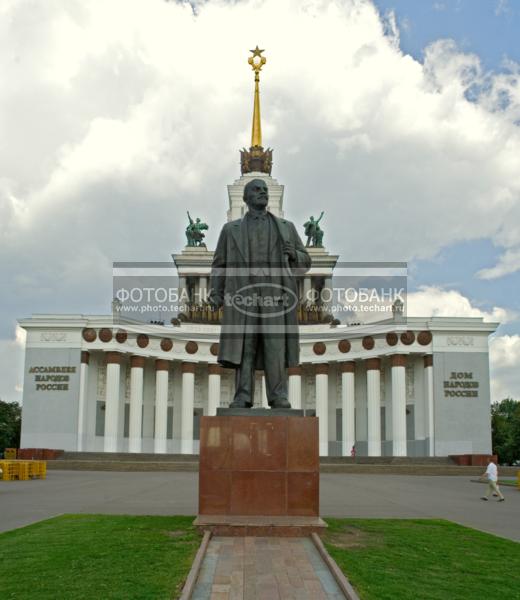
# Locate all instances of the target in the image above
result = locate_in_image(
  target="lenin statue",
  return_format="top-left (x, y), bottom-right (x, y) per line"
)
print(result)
top-left (209, 179), bottom-right (311, 408)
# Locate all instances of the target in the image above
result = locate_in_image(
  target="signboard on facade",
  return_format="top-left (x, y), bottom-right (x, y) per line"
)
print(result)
top-left (28, 365), bottom-right (77, 391)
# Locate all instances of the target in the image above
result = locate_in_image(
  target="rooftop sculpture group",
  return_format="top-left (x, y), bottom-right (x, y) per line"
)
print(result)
top-left (303, 212), bottom-right (324, 248)
top-left (186, 212), bottom-right (208, 247)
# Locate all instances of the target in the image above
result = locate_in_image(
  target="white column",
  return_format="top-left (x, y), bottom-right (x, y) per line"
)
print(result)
top-left (341, 361), bottom-right (355, 457)
top-left (321, 277), bottom-right (333, 311)
top-left (77, 352), bottom-right (89, 451)
top-left (208, 364), bottom-right (221, 416)
top-left (128, 356), bottom-right (145, 453)
top-left (199, 276), bottom-right (208, 304)
top-left (104, 352), bottom-right (121, 453)
top-left (193, 277), bottom-right (200, 305)
top-left (181, 363), bottom-right (195, 454)
top-left (154, 360), bottom-right (169, 454)
top-left (288, 367), bottom-right (302, 409)
top-left (391, 355), bottom-right (407, 457)
top-left (315, 364), bottom-right (329, 456)
top-left (178, 276), bottom-right (187, 312)
top-left (366, 358), bottom-right (381, 457)
top-left (424, 355), bottom-right (434, 456)
top-left (303, 276), bottom-right (312, 304)
top-left (261, 374), bottom-right (269, 408)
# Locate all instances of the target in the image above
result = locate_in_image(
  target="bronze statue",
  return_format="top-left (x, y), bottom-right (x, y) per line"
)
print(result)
top-left (303, 212), bottom-right (324, 247)
top-left (186, 212), bottom-right (208, 247)
top-left (209, 178), bottom-right (311, 408)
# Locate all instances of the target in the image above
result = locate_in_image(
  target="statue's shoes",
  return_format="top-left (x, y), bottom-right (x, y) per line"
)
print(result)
top-left (270, 400), bottom-right (291, 409)
top-left (229, 400), bottom-right (253, 409)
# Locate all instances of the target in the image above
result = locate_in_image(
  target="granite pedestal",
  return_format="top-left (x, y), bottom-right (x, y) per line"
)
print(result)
top-left (195, 414), bottom-right (326, 536)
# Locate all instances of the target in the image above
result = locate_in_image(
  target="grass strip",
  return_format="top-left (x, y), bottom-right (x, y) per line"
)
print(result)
top-left (0, 514), bottom-right (201, 600)
top-left (323, 518), bottom-right (520, 600)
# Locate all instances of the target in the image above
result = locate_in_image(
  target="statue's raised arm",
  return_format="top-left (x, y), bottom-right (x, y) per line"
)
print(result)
top-left (186, 211), bottom-right (195, 246)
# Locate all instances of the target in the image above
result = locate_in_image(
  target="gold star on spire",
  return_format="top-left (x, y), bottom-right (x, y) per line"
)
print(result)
top-left (248, 45), bottom-right (266, 75)
top-left (248, 46), bottom-right (266, 147)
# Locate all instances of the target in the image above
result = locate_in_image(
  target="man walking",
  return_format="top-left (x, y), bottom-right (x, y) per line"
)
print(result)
top-left (480, 457), bottom-right (505, 502)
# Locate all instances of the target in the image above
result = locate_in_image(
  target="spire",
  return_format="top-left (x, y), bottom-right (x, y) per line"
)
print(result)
top-left (249, 45), bottom-right (265, 147)
top-left (240, 45), bottom-right (273, 175)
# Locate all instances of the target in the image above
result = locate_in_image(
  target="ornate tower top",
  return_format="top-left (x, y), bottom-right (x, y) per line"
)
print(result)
top-left (249, 45), bottom-right (265, 147)
top-left (240, 46), bottom-right (273, 175)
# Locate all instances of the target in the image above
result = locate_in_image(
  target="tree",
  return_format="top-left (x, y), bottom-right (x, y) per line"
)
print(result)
top-left (0, 400), bottom-right (22, 452)
top-left (491, 398), bottom-right (520, 464)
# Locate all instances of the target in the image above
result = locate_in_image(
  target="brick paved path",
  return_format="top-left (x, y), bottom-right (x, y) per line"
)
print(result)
top-left (191, 536), bottom-right (345, 600)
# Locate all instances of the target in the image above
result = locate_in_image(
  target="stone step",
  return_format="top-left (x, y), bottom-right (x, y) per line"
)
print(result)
top-left (48, 460), bottom-right (198, 472)
top-left (46, 460), bottom-right (519, 477)
top-left (58, 452), bottom-right (452, 465)
top-left (58, 452), bottom-right (199, 462)
top-left (319, 464), bottom-right (519, 476)
top-left (321, 456), bottom-right (454, 465)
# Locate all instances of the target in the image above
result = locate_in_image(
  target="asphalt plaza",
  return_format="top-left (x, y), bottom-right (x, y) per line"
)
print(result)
top-left (0, 471), bottom-right (518, 541)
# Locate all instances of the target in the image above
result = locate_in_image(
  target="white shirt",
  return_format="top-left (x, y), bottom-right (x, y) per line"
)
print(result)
top-left (485, 462), bottom-right (498, 482)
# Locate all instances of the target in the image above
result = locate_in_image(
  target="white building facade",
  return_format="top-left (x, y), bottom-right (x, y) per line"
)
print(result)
top-left (19, 312), bottom-right (495, 457)
top-left (19, 312), bottom-right (496, 457)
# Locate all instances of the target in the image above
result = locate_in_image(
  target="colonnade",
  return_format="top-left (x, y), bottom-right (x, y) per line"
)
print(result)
top-left (299, 275), bottom-right (333, 307)
top-left (178, 275), bottom-right (209, 307)
top-left (78, 352), bottom-right (434, 456)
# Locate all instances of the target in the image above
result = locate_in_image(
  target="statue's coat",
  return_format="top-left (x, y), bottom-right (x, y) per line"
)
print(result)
top-left (210, 212), bottom-right (311, 370)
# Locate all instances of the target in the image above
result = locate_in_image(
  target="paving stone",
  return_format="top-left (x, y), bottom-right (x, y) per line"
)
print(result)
top-left (211, 584), bottom-right (231, 593)
top-left (191, 535), bottom-right (345, 600)
top-left (209, 592), bottom-right (229, 600)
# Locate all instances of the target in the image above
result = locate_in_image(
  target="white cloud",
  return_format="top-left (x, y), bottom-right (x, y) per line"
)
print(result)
top-left (477, 246), bottom-right (520, 279)
top-left (408, 286), bottom-right (520, 402)
top-left (407, 285), bottom-right (513, 323)
top-left (495, 0), bottom-right (510, 17)
top-left (490, 334), bottom-right (520, 368)
top-left (490, 334), bottom-right (520, 401)
top-left (381, 10), bottom-right (400, 48)
top-left (1, 1), bottom-right (519, 275)
top-left (0, 325), bottom-right (25, 405)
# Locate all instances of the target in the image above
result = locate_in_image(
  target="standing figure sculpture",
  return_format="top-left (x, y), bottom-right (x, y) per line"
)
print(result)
top-left (209, 179), bottom-right (311, 408)
top-left (186, 212), bottom-right (208, 247)
top-left (303, 212), bottom-right (325, 247)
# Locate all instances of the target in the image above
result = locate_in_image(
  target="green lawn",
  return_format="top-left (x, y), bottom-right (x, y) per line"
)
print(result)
top-left (2, 515), bottom-right (519, 600)
top-left (323, 518), bottom-right (520, 600)
top-left (0, 515), bottom-right (201, 600)
top-left (498, 479), bottom-right (518, 487)
top-left (471, 478), bottom-right (519, 487)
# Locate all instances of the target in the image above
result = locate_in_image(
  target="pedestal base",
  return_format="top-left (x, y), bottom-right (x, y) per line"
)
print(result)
top-left (193, 515), bottom-right (327, 537)
top-left (216, 408), bottom-right (304, 417)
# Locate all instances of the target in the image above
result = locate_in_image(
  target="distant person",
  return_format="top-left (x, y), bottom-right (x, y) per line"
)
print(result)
top-left (480, 457), bottom-right (505, 502)
top-left (350, 444), bottom-right (356, 458)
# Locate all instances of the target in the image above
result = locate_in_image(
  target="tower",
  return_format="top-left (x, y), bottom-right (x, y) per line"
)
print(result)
top-left (173, 47), bottom-right (338, 324)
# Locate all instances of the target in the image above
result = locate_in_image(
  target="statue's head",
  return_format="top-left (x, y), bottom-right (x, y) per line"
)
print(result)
top-left (243, 178), bottom-right (269, 211)
top-left (196, 218), bottom-right (201, 223)
top-left (309, 216), bottom-right (315, 222)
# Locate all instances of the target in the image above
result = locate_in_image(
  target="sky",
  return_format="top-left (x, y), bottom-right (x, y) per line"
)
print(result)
top-left (1, 0), bottom-right (519, 405)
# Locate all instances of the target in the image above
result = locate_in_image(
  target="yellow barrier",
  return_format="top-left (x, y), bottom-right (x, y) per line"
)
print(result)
top-left (0, 461), bottom-right (19, 481)
top-left (4, 448), bottom-right (17, 459)
top-left (0, 460), bottom-right (47, 481)
top-left (17, 462), bottom-right (30, 481)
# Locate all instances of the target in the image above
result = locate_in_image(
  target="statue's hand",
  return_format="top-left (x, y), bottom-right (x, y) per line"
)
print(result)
top-left (283, 241), bottom-right (297, 261)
